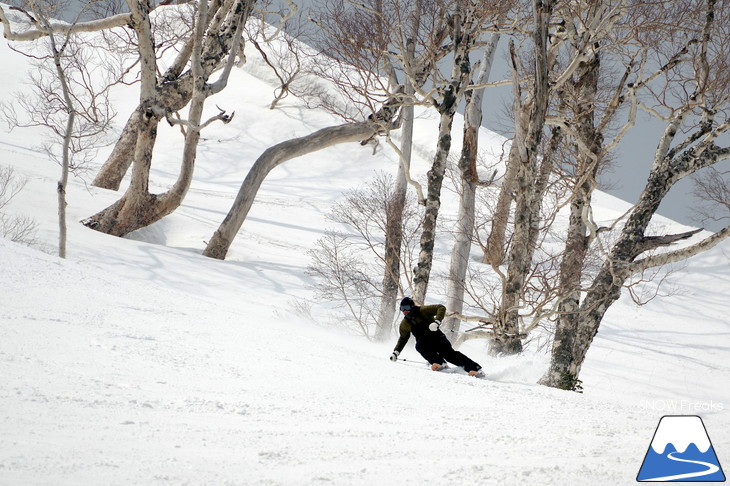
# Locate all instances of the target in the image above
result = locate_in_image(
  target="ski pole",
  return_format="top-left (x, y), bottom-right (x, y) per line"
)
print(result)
top-left (396, 358), bottom-right (428, 365)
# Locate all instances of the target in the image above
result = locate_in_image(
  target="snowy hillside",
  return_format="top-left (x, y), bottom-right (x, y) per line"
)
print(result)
top-left (1, 17), bottom-right (729, 486)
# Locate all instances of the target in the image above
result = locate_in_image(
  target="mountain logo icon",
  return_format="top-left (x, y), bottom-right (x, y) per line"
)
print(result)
top-left (637, 415), bottom-right (726, 482)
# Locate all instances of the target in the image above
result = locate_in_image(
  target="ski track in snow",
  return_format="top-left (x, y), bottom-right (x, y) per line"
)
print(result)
top-left (0, 237), bottom-right (710, 486)
top-left (0, 240), bottom-right (628, 484)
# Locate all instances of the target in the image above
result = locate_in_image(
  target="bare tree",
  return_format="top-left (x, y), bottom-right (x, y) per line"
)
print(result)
top-left (482, 141), bottom-right (518, 267)
top-left (374, 73), bottom-right (412, 339)
top-left (307, 173), bottom-right (422, 338)
top-left (1, 1), bottom-right (116, 257)
top-left (2, 0), bottom-right (254, 237)
top-left (0, 166), bottom-right (38, 245)
top-left (304, 0), bottom-right (445, 122)
top-left (203, 0), bottom-right (453, 262)
top-left (691, 166), bottom-right (730, 225)
top-left (542, 0), bottom-right (631, 386)
top-left (442, 33), bottom-right (500, 336)
top-left (411, 0), bottom-right (502, 304)
top-left (482, 0), bottom-right (648, 355)
top-left (542, 0), bottom-right (730, 390)
top-left (373, 0), bottom-right (423, 340)
top-left (449, 0), bottom-right (730, 373)
top-left (246, 1), bottom-right (306, 110)
top-left (82, 0), bottom-right (249, 236)
top-left (85, 0), bottom-right (255, 194)
top-left (486, 0), bottom-right (556, 354)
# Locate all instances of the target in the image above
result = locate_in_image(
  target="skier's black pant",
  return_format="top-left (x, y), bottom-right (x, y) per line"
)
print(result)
top-left (415, 333), bottom-right (481, 372)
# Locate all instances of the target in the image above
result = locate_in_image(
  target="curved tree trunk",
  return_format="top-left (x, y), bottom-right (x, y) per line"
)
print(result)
top-left (202, 0), bottom-right (452, 262)
top-left (203, 122), bottom-right (379, 259)
top-left (542, 138), bottom-right (730, 388)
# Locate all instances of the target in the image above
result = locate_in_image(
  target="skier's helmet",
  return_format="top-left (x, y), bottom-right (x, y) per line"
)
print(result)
top-left (399, 297), bottom-right (416, 312)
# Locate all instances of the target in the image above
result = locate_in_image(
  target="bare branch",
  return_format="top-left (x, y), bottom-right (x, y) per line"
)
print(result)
top-left (0, 6), bottom-right (131, 41)
top-left (628, 225), bottom-right (730, 274)
top-left (384, 134), bottom-right (425, 203)
top-left (636, 228), bottom-right (703, 254)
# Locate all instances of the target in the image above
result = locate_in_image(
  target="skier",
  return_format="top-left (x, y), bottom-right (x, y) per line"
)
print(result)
top-left (389, 297), bottom-right (483, 376)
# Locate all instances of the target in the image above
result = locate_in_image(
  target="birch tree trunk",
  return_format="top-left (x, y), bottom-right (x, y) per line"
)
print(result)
top-left (83, 0), bottom-right (253, 236)
top-left (542, 140), bottom-right (730, 388)
top-left (54, 59), bottom-right (73, 257)
top-left (374, 98), bottom-right (411, 340)
top-left (544, 48), bottom-right (602, 388)
top-left (90, 0), bottom-right (246, 191)
top-left (443, 33), bottom-right (499, 335)
top-left (203, 122), bottom-right (380, 259)
top-left (91, 111), bottom-right (141, 190)
top-left (2, 2), bottom-right (116, 257)
top-left (541, 0), bottom-right (730, 389)
top-left (411, 100), bottom-right (454, 304)
top-left (483, 142), bottom-right (518, 266)
top-left (45, 28), bottom-right (74, 259)
top-left (492, 0), bottom-right (554, 355)
top-left (374, 5), bottom-right (421, 340)
top-left (412, 0), bottom-right (477, 304)
top-left (203, 0), bottom-right (455, 262)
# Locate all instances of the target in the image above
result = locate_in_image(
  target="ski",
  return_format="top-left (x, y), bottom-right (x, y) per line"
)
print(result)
top-left (436, 366), bottom-right (487, 379)
top-left (396, 359), bottom-right (486, 379)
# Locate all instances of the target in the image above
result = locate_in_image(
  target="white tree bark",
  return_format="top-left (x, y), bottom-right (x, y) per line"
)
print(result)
top-left (374, 92), bottom-right (412, 340)
top-left (203, 1), bottom-right (455, 262)
top-left (493, 0), bottom-right (554, 356)
top-left (0, 8), bottom-right (131, 41)
top-left (46, 17), bottom-right (74, 259)
top-left (91, 0), bottom-right (246, 191)
top-left (541, 0), bottom-right (730, 390)
top-left (542, 138), bottom-right (730, 389)
top-left (5, 0), bottom-right (103, 258)
top-left (83, 0), bottom-right (253, 236)
top-left (544, 48), bottom-right (601, 389)
top-left (543, 10), bottom-right (730, 381)
top-left (443, 33), bottom-right (500, 336)
top-left (374, 8), bottom-right (420, 340)
top-left (412, 0), bottom-right (479, 304)
top-left (203, 122), bottom-right (381, 259)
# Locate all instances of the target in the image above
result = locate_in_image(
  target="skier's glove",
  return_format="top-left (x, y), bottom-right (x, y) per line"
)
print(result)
top-left (389, 351), bottom-right (399, 361)
top-left (429, 320), bottom-right (441, 331)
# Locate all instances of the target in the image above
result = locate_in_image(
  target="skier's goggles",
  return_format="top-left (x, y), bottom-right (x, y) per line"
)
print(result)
top-left (400, 304), bottom-right (414, 312)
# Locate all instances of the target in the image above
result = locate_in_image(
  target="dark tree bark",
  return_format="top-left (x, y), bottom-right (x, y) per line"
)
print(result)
top-left (443, 33), bottom-right (500, 336)
top-left (492, 0), bottom-right (555, 355)
top-left (542, 141), bottom-right (730, 389)
top-left (412, 0), bottom-right (479, 303)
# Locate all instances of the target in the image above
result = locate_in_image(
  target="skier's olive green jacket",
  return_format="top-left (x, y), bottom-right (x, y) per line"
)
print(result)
top-left (393, 304), bottom-right (446, 354)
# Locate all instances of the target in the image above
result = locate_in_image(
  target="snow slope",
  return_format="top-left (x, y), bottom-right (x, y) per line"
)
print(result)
top-left (1, 19), bottom-right (729, 485)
